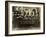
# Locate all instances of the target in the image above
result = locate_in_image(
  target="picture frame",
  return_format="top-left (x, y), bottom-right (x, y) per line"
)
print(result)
top-left (5, 1), bottom-right (45, 36)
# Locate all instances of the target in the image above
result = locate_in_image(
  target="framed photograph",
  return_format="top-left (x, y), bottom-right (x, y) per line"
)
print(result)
top-left (5, 1), bottom-right (45, 36)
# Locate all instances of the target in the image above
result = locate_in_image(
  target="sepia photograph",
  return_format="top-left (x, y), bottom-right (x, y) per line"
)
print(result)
top-left (12, 6), bottom-right (40, 30)
top-left (5, 1), bottom-right (45, 36)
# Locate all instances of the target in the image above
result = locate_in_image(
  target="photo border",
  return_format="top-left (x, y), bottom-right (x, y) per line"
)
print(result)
top-left (5, 1), bottom-right (45, 36)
